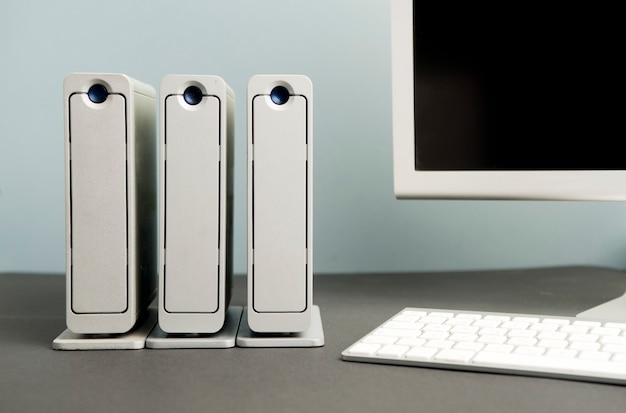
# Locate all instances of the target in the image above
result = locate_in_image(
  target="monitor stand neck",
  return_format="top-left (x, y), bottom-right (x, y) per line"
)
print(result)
top-left (576, 291), bottom-right (626, 323)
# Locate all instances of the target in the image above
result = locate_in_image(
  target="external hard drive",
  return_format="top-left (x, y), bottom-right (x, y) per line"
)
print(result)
top-left (63, 73), bottom-right (157, 335)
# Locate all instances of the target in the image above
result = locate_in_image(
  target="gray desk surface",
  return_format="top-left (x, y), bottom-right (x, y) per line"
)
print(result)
top-left (1, 267), bottom-right (626, 413)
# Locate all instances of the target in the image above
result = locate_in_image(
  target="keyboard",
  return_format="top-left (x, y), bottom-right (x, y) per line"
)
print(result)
top-left (341, 308), bottom-right (626, 384)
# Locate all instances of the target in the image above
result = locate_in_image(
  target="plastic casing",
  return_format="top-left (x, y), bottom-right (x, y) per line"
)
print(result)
top-left (247, 75), bottom-right (313, 333)
top-left (391, 0), bottom-right (626, 200)
top-left (63, 73), bottom-right (157, 334)
top-left (158, 75), bottom-right (234, 333)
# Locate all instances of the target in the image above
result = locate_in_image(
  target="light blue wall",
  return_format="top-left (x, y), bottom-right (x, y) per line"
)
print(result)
top-left (1, 0), bottom-right (626, 274)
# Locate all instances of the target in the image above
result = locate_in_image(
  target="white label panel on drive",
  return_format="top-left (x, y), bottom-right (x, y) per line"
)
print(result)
top-left (70, 93), bottom-right (127, 314)
top-left (253, 95), bottom-right (307, 313)
top-left (165, 95), bottom-right (220, 313)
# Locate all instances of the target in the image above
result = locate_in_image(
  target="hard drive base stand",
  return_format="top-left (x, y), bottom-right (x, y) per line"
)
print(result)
top-left (236, 305), bottom-right (324, 348)
top-left (146, 306), bottom-right (243, 349)
top-left (52, 306), bottom-right (157, 350)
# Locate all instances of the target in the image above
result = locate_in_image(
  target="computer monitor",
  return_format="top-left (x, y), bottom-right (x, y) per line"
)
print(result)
top-left (390, 0), bottom-right (626, 320)
top-left (391, 0), bottom-right (626, 201)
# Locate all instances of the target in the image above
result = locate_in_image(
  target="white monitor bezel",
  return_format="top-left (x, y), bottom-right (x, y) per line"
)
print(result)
top-left (391, 0), bottom-right (626, 201)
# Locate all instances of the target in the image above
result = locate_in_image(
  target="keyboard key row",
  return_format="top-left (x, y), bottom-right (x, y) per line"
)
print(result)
top-left (389, 310), bottom-right (626, 336)
top-left (349, 340), bottom-right (626, 363)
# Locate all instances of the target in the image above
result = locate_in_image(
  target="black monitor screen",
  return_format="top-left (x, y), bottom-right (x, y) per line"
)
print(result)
top-left (413, 2), bottom-right (624, 171)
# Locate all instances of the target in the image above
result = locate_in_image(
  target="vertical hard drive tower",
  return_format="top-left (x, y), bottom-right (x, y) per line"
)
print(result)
top-left (158, 75), bottom-right (234, 334)
top-left (63, 73), bottom-right (157, 335)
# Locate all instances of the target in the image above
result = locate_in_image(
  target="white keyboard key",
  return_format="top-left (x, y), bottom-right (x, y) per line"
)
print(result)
top-left (362, 335), bottom-right (398, 345)
top-left (537, 331), bottom-right (567, 340)
top-left (483, 344), bottom-right (514, 353)
top-left (347, 343), bottom-right (380, 356)
top-left (538, 339), bottom-right (569, 349)
top-left (512, 317), bottom-right (540, 324)
top-left (560, 324), bottom-right (589, 334)
top-left (579, 351), bottom-right (611, 361)
top-left (472, 319), bottom-right (501, 328)
top-left (508, 329), bottom-right (537, 338)
top-left (375, 328), bottom-right (421, 338)
top-left (421, 316), bottom-right (448, 324)
top-left (543, 318), bottom-right (570, 326)
top-left (569, 341), bottom-right (600, 352)
top-left (449, 333), bottom-right (479, 342)
top-left (514, 346), bottom-right (545, 356)
top-left (405, 346), bottom-right (438, 360)
top-left (473, 352), bottom-right (559, 368)
top-left (546, 349), bottom-right (577, 359)
top-left (456, 313), bottom-right (482, 320)
top-left (401, 310), bottom-right (427, 317)
top-left (605, 322), bottom-right (626, 330)
top-left (454, 341), bottom-right (484, 352)
top-left (602, 344), bottom-right (626, 354)
top-left (569, 333), bottom-right (599, 343)
top-left (450, 325), bottom-right (479, 334)
top-left (478, 327), bottom-right (507, 336)
top-left (501, 321), bottom-right (530, 330)
top-left (591, 327), bottom-right (620, 336)
top-left (477, 335), bottom-right (507, 344)
top-left (529, 323), bottom-right (558, 332)
top-left (613, 354), bottom-right (626, 363)
top-left (444, 317), bottom-right (474, 327)
top-left (420, 331), bottom-right (449, 340)
top-left (434, 349), bottom-right (475, 363)
top-left (424, 339), bottom-right (455, 349)
top-left (377, 345), bottom-right (410, 358)
top-left (384, 321), bottom-right (422, 330)
top-left (429, 312), bottom-right (454, 319)
top-left (396, 337), bottom-right (427, 347)
top-left (392, 314), bottom-right (422, 323)
top-left (484, 315), bottom-right (510, 322)
top-left (422, 324), bottom-right (452, 333)
top-left (600, 335), bottom-right (626, 345)
top-left (507, 337), bottom-right (537, 347)
top-left (572, 320), bottom-right (602, 328)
